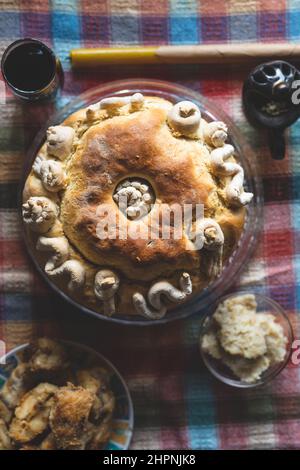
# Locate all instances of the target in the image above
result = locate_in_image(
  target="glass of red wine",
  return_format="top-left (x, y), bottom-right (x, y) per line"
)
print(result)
top-left (1, 38), bottom-right (63, 101)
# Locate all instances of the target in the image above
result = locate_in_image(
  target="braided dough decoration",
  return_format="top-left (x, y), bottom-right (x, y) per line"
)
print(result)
top-left (133, 273), bottom-right (192, 319)
top-left (167, 101), bottom-right (201, 136)
top-left (210, 144), bottom-right (253, 207)
top-left (192, 218), bottom-right (224, 279)
top-left (203, 121), bottom-right (228, 147)
top-left (46, 126), bottom-right (75, 160)
top-left (99, 93), bottom-right (144, 111)
top-left (45, 260), bottom-right (85, 292)
top-left (33, 156), bottom-right (66, 192)
top-left (36, 236), bottom-right (69, 271)
top-left (22, 197), bottom-right (58, 233)
top-left (94, 269), bottom-right (120, 316)
top-left (36, 236), bottom-right (85, 292)
top-left (132, 292), bottom-right (166, 320)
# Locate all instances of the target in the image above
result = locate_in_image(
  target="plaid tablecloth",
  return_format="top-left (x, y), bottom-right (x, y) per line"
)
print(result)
top-left (0, 0), bottom-right (300, 450)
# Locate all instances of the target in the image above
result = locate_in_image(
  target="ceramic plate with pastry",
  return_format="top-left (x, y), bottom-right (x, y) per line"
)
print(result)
top-left (22, 81), bottom-right (257, 322)
top-left (0, 338), bottom-right (133, 450)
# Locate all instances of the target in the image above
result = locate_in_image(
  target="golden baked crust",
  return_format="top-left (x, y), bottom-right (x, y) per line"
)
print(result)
top-left (22, 94), bottom-right (252, 319)
top-left (62, 105), bottom-right (213, 278)
top-left (201, 294), bottom-right (288, 383)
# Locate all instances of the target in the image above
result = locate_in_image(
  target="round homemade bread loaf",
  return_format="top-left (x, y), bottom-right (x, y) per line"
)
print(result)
top-left (22, 94), bottom-right (252, 319)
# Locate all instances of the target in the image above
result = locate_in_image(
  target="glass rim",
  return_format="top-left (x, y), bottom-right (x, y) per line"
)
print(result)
top-left (1, 37), bottom-right (57, 94)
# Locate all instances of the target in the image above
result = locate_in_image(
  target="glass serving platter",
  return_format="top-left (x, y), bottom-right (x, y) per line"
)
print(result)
top-left (20, 79), bottom-right (263, 325)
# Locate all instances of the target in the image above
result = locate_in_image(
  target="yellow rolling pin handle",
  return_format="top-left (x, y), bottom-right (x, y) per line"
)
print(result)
top-left (70, 43), bottom-right (300, 67)
top-left (70, 46), bottom-right (159, 67)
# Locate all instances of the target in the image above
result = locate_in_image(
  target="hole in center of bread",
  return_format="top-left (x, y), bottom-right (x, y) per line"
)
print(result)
top-left (112, 177), bottom-right (155, 220)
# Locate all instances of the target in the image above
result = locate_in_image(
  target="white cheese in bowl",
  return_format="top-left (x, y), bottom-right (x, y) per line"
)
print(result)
top-left (201, 294), bottom-right (288, 384)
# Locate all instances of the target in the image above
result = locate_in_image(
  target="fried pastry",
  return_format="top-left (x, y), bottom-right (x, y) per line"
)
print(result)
top-left (49, 383), bottom-right (94, 450)
top-left (0, 339), bottom-right (117, 450)
top-left (0, 363), bottom-right (32, 409)
top-left (21, 337), bottom-right (69, 373)
top-left (9, 383), bottom-right (57, 443)
top-left (76, 368), bottom-right (115, 422)
top-left (0, 400), bottom-right (12, 424)
top-left (87, 420), bottom-right (113, 450)
top-left (39, 432), bottom-right (57, 450)
top-left (0, 419), bottom-right (12, 450)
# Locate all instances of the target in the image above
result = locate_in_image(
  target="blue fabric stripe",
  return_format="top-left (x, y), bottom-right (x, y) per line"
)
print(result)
top-left (292, 202), bottom-right (300, 230)
top-left (184, 319), bottom-right (218, 449)
top-left (185, 373), bottom-right (219, 449)
top-left (290, 120), bottom-right (300, 176)
top-left (169, 16), bottom-right (199, 44)
top-left (3, 294), bottom-right (33, 322)
top-left (0, 12), bottom-right (20, 38)
top-left (288, 10), bottom-right (300, 39)
top-left (51, 12), bottom-right (81, 69)
top-left (51, 13), bottom-right (81, 41)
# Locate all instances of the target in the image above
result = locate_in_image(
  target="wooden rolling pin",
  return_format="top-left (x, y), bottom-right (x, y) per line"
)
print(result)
top-left (70, 43), bottom-right (300, 67)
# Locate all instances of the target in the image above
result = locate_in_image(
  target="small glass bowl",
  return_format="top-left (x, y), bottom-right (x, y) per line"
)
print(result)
top-left (199, 291), bottom-right (294, 388)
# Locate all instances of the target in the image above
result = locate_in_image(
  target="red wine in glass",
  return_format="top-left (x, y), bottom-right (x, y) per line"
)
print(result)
top-left (1, 38), bottom-right (63, 101)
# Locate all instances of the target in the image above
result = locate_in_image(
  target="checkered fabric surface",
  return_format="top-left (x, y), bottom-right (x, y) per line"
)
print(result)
top-left (0, 0), bottom-right (300, 450)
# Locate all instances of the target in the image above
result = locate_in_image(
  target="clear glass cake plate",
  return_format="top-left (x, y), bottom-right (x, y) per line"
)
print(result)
top-left (20, 79), bottom-right (263, 325)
